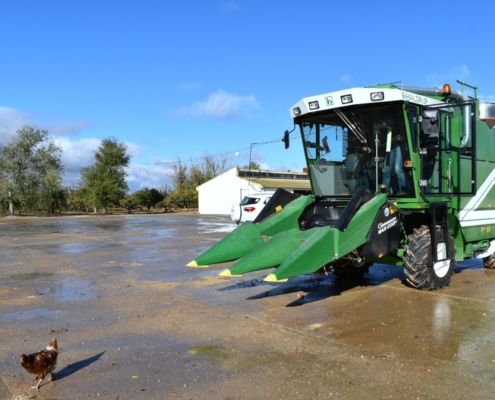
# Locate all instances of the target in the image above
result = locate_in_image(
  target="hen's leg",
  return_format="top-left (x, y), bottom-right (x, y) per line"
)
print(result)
top-left (30, 378), bottom-right (43, 391)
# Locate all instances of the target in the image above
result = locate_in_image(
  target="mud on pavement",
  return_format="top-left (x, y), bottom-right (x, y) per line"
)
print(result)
top-left (1, 214), bottom-right (495, 399)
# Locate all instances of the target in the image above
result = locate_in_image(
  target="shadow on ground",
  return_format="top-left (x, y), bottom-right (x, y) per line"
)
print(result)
top-left (217, 263), bottom-right (408, 306)
top-left (56, 351), bottom-right (106, 380)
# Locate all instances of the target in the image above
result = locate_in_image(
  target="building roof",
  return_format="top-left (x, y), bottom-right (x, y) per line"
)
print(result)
top-left (237, 167), bottom-right (308, 180)
top-left (237, 167), bottom-right (311, 190)
top-left (241, 177), bottom-right (311, 190)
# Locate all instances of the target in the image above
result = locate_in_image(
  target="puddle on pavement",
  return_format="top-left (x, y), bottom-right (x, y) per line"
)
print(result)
top-left (1, 308), bottom-right (62, 322)
top-left (197, 218), bottom-right (236, 234)
top-left (147, 228), bottom-right (178, 237)
top-left (34, 241), bottom-right (125, 255)
top-left (3, 273), bottom-right (97, 301)
top-left (95, 224), bottom-right (124, 231)
top-left (51, 277), bottom-right (98, 301)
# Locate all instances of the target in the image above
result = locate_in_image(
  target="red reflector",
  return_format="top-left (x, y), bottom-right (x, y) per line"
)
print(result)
top-left (243, 207), bottom-right (256, 212)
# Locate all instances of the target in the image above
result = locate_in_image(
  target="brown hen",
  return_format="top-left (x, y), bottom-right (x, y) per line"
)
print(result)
top-left (19, 338), bottom-right (58, 391)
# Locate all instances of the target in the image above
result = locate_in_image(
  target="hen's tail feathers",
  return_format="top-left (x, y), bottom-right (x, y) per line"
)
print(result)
top-left (47, 338), bottom-right (58, 352)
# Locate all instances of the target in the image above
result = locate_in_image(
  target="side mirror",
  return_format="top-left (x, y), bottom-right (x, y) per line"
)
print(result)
top-left (282, 130), bottom-right (290, 149)
top-left (422, 109), bottom-right (440, 135)
top-left (322, 136), bottom-right (330, 153)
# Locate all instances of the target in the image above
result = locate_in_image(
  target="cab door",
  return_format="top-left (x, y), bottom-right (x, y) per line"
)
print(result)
top-left (419, 101), bottom-right (476, 196)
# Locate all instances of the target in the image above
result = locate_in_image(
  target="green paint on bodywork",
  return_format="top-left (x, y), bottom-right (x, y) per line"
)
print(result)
top-left (188, 195), bottom-right (313, 267)
top-left (192, 221), bottom-right (265, 266)
top-left (267, 194), bottom-right (387, 281)
top-left (256, 195), bottom-right (314, 237)
top-left (225, 229), bottom-right (315, 276)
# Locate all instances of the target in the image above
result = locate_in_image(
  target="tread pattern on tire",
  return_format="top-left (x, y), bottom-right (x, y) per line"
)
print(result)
top-left (483, 253), bottom-right (495, 269)
top-left (404, 225), bottom-right (455, 290)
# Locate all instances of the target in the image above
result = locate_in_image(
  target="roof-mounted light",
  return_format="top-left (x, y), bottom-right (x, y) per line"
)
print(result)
top-left (442, 83), bottom-right (452, 96)
top-left (293, 107), bottom-right (301, 116)
top-left (341, 94), bottom-right (353, 104)
top-left (370, 92), bottom-right (384, 101)
top-left (308, 101), bottom-right (319, 110)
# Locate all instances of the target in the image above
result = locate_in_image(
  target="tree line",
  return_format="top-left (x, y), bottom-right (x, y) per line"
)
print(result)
top-left (0, 126), bottom-right (233, 216)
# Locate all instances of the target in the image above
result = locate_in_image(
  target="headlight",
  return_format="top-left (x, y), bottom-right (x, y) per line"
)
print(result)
top-left (371, 92), bottom-right (384, 101)
top-left (341, 94), bottom-right (353, 104)
top-left (308, 101), bottom-right (319, 110)
top-left (293, 107), bottom-right (301, 115)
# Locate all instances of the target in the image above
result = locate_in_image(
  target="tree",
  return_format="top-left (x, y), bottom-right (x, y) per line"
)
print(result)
top-left (120, 194), bottom-right (137, 214)
top-left (38, 172), bottom-right (67, 214)
top-left (0, 126), bottom-right (63, 215)
top-left (80, 138), bottom-right (130, 214)
top-left (170, 156), bottom-right (189, 190)
top-left (170, 152), bottom-right (233, 191)
top-left (243, 161), bottom-right (261, 170)
top-left (168, 188), bottom-right (198, 209)
top-left (156, 185), bottom-right (172, 212)
top-left (65, 185), bottom-right (92, 212)
top-left (133, 187), bottom-right (165, 212)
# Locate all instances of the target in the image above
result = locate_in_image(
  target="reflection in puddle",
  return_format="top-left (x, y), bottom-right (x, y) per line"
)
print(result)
top-left (147, 228), bottom-right (177, 237)
top-left (52, 277), bottom-right (97, 301)
top-left (197, 219), bottom-right (236, 234)
top-left (1, 308), bottom-right (62, 321)
top-left (3, 273), bottom-right (97, 301)
top-left (95, 224), bottom-right (123, 231)
top-left (432, 296), bottom-right (452, 339)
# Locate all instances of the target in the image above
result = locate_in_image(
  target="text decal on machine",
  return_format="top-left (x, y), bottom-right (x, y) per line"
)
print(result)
top-left (401, 91), bottom-right (429, 105)
top-left (378, 218), bottom-right (398, 234)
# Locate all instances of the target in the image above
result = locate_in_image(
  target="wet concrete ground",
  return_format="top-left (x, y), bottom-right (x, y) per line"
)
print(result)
top-left (1, 214), bottom-right (495, 399)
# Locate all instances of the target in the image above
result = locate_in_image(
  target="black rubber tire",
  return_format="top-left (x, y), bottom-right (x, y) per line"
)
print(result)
top-left (332, 259), bottom-right (371, 279)
top-left (483, 253), bottom-right (495, 269)
top-left (404, 225), bottom-right (456, 290)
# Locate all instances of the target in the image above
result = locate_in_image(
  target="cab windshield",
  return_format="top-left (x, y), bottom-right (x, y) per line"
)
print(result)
top-left (299, 103), bottom-right (413, 197)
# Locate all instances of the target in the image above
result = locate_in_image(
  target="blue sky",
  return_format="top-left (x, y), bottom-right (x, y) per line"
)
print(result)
top-left (1, 0), bottom-right (494, 192)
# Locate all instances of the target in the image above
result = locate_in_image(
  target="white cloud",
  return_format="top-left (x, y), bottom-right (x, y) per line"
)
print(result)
top-left (57, 137), bottom-right (166, 192)
top-left (180, 81), bottom-right (202, 90)
top-left (0, 106), bottom-right (92, 147)
top-left (48, 120), bottom-right (92, 135)
top-left (427, 65), bottom-right (470, 87)
top-left (0, 107), bottom-right (33, 144)
top-left (126, 162), bottom-right (173, 192)
top-left (221, 1), bottom-right (243, 12)
top-left (56, 137), bottom-right (101, 186)
top-left (0, 106), bottom-right (163, 192)
top-left (340, 74), bottom-right (353, 84)
top-left (172, 90), bottom-right (260, 119)
top-left (124, 141), bottom-right (146, 158)
top-left (479, 93), bottom-right (495, 101)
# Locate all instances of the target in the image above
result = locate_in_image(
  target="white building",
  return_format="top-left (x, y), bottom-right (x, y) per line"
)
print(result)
top-left (197, 167), bottom-right (311, 215)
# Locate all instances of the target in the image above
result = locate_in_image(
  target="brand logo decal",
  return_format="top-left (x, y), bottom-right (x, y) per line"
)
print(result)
top-left (378, 218), bottom-right (397, 234)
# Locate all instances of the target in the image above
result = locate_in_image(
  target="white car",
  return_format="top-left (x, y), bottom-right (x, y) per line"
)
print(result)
top-left (231, 194), bottom-right (272, 224)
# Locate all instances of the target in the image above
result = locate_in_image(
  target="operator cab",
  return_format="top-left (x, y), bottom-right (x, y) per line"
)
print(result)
top-left (299, 102), bottom-right (414, 198)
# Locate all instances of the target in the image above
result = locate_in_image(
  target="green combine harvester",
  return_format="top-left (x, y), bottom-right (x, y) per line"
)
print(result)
top-left (187, 80), bottom-right (495, 290)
